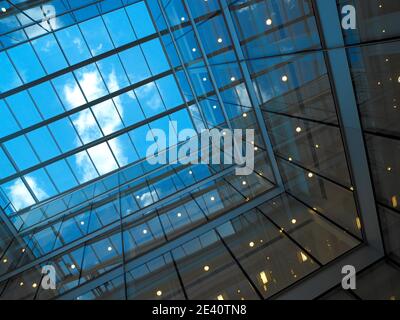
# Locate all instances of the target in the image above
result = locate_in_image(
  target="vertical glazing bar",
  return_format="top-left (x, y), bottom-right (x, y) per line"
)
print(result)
top-left (218, 0), bottom-right (283, 187)
top-left (313, 0), bottom-right (384, 254)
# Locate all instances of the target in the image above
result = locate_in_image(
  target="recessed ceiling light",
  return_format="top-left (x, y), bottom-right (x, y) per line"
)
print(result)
top-left (308, 172), bottom-right (314, 178)
top-left (177, 212), bottom-right (182, 217)
top-left (203, 265), bottom-right (210, 272)
top-left (142, 229), bottom-right (148, 235)
top-left (1, 8), bottom-right (6, 13)
top-left (242, 181), bottom-right (247, 186)
top-left (156, 290), bottom-right (163, 296)
top-left (249, 241), bottom-right (255, 247)
top-left (291, 219), bottom-right (297, 224)
top-left (266, 18), bottom-right (272, 26)
top-left (71, 264), bottom-right (76, 269)
top-left (32, 283), bottom-right (37, 288)
top-left (210, 196), bottom-right (215, 201)
top-left (296, 127), bottom-right (302, 133)
top-left (107, 246), bottom-right (113, 252)
top-left (282, 75), bottom-right (288, 82)
top-left (217, 38), bottom-right (223, 43)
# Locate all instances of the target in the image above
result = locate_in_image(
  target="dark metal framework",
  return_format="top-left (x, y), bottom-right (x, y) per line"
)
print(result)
top-left (0, 0), bottom-right (387, 300)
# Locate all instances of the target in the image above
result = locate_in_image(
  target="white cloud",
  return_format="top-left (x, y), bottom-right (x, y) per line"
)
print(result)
top-left (64, 68), bottom-right (127, 183)
top-left (6, 178), bottom-right (48, 211)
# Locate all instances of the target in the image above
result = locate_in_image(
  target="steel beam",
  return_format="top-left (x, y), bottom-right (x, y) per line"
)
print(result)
top-left (218, 0), bottom-right (283, 187)
top-left (57, 186), bottom-right (284, 300)
top-left (313, 0), bottom-right (384, 255)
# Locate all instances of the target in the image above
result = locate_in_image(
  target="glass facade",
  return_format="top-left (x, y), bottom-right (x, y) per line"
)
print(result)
top-left (0, 0), bottom-right (398, 300)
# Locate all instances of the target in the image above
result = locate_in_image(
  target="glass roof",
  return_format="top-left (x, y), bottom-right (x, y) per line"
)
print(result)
top-left (2, 0), bottom-right (398, 301)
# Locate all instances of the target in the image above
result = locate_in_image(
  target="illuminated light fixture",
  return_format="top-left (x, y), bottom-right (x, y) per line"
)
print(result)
top-left (203, 265), bottom-right (210, 272)
top-left (202, 77), bottom-right (207, 82)
top-left (217, 38), bottom-right (223, 43)
top-left (242, 181), bottom-right (247, 186)
top-left (387, 167), bottom-right (392, 172)
top-left (394, 106), bottom-right (398, 109)
top-left (281, 75), bottom-right (288, 82)
top-left (80, 221), bottom-right (85, 226)
top-left (180, 17), bottom-right (185, 21)
top-left (266, 18), bottom-right (272, 26)
top-left (243, 112), bottom-right (248, 118)
top-left (32, 283), bottom-right (37, 288)
top-left (136, 195), bottom-right (140, 199)
top-left (177, 212), bottom-right (182, 218)
top-left (189, 170), bottom-right (193, 175)
top-left (350, 186), bottom-right (354, 191)
top-left (254, 146), bottom-right (258, 151)
top-left (288, 157), bottom-right (293, 161)
top-left (19, 282), bottom-right (24, 287)
top-left (299, 252), bottom-right (308, 262)
top-left (315, 144), bottom-right (320, 149)
top-left (260, 271), bottom-right (269, 285)
top-left (249, 241), bottom-right (255, 248)
top-left (356, 217), bottom-right (362, 230)
top-left (230, 76), bottom-right (236, 82)
top-left (392, 196), bottom-right (398, 208)
top-left (291, 219), bottom-right (297, 224)
top-left (213, 105), bottom-right (217, 109)
top-left (21, 248), bottom-right (26, 253)
top-left (71, 264), bottom-right (76, 269)
top-left (192, 48), bottom-right (197, 52)
top-left (142, 229), bottom-right (148, 235)
top-left (210, 196), bottom-right (215, 201)
top-left (308, 172), bottom-right (314, 178)
top-left (1, 7), bottom-right (6, 13)
top-left (217, 295), bottom-right (224, 300)
top-left (295, 127), bottom-right (302, 133)
top-left (156, 290), bottom-right (163, 297)
top-left (386, 58), bottom-right (389, 62)
top-left (382, 29), bottom-right (386, 33)
top-left (222, 131), bottom-right (226, 136)
top-left (398, 76), bottom-right (400, 83)
top-left (107, 246), bottom-right (113, 252)
top-left (378, 81), bottom-right (381, 85)
top-left (3, 258), bottom-right (7, 263)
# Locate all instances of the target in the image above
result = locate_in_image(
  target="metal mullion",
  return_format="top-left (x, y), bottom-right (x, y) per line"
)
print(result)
top-left (181, 0), bottom-right (233, 132)
top-left (144, 1), bottom-right (208, 134)
top-left (218, 0), bottom-right (283, 187)
top-left (0, 144), bottom-right (39, 203)
top-left (97, 11), bottom-right (143, 160)
top-left (0, 99), bottom-right (190, 186)
top-left (256, 206), bottom-right (324, 267)
top-left (154, 0), bottom-right (213, 132)
top-left (312, 0), bottom-right (384, 254)
top-left (19, 159), bottom-right (239, 240)
top-left (57, 187), bottom-right (283, 300)
top-left (5, 0), bottom-right (51, 34)
top-left (14, 141), bottom-right (199, 228)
